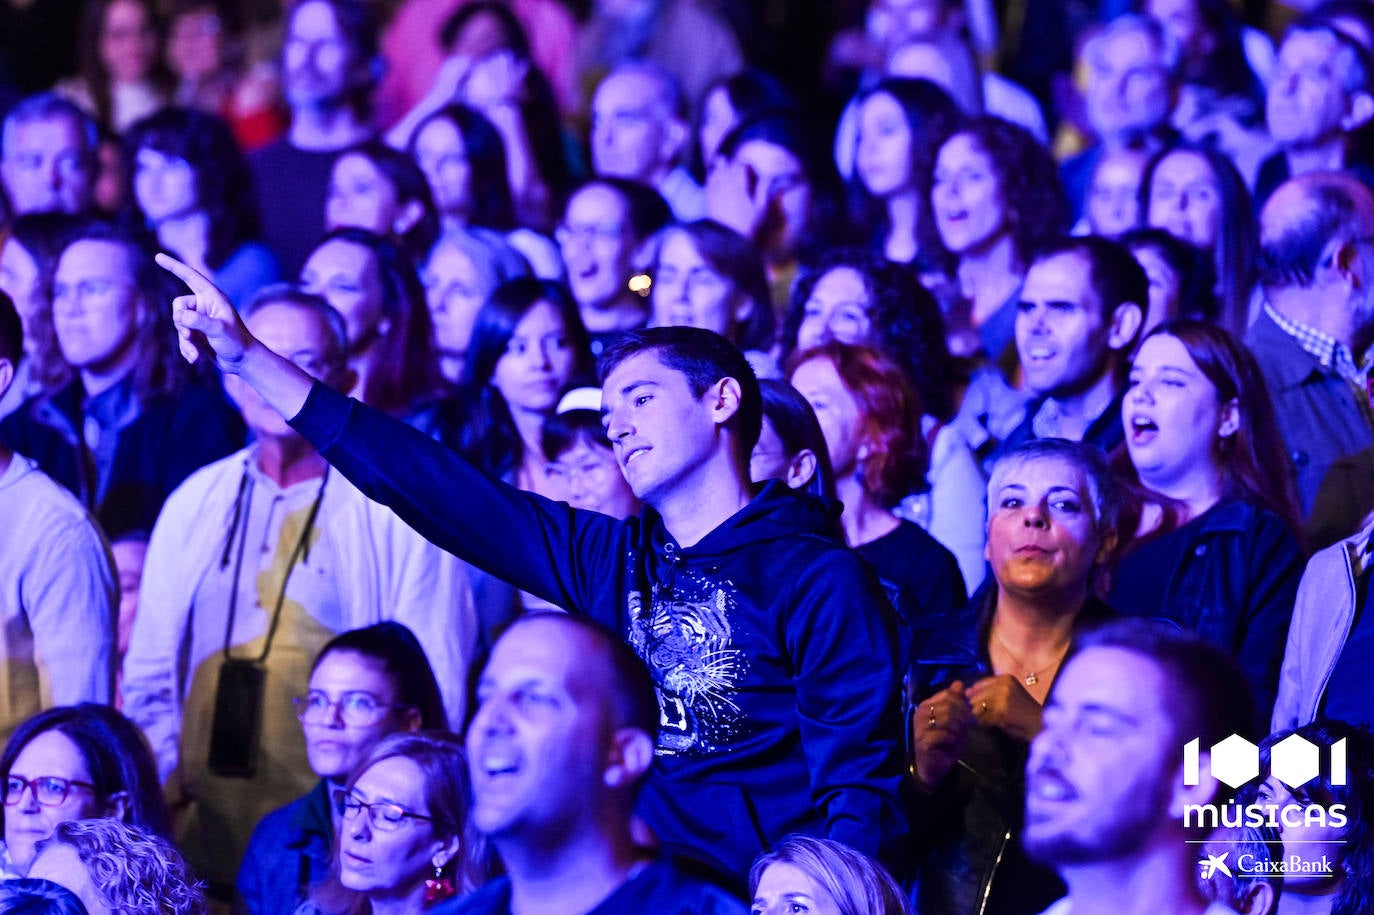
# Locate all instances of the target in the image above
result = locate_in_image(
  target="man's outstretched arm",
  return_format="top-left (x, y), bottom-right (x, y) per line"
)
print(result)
top-left (160, 254), bottom-right (624, 609)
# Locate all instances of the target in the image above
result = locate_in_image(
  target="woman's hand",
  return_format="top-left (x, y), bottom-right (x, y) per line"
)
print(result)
top-left (910, 680), bottom-right (973, 791)
top-left (461, 50), bottom-right (527, 110)
top-left (159, 253), bottom-right (254, 372)
top-left (968, 674), bottom-right (1044, 743)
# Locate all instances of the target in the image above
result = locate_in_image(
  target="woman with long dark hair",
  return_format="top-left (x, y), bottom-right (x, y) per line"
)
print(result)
top-left (1111, 319), bottom-right (1304, 720)
top-left (62, 0), bottom-right (171, 131)
top-left (1141, 144), bottom-right (1256, 335)
top-left (407, 105), bottom-right (562, 278)
top-left (446, 278), bottom-right (591, 497)
top-left (325, 141), bottom-right (440, 263)
top-left (299, 229), bottom-right (447, 417)
top-left (846, 77), bottom-right (960, 273)
top-left (126, 107), bottom-right (278, 308)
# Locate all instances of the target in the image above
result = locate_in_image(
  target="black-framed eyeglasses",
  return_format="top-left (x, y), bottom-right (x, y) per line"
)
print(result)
top-left (292, 691), bottom-right (407, 726)
top-left (4, 775), bottom-right (97, 808)
top-left (332, 789), bottom-right (434, 831)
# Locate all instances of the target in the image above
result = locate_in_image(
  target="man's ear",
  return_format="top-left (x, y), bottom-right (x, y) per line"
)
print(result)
top-left (401, 706), bottom-right (423, 733)
top-left (1345, 91), bottom-right (1374, 133)
top-left (1107, 301), bottom-right (1144, 351)
top-left (1238, 879), bottom-right (1277, 915)
top-left (708, 376), bottom-right (744, 427)
top-left (604, 727), bottom-right (655, 789)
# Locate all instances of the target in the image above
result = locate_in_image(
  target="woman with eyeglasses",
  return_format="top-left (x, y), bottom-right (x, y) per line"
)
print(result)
top-left (308, 732), bottom-right (479, 915)
top-left (238, 623), bottom-right (446, 915)
top-left (0, 704), bottom-right (170, 879)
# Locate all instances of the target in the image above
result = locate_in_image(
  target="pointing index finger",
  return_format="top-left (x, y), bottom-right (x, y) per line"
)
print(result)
top-left (155, 252), bottom-right (215, 295)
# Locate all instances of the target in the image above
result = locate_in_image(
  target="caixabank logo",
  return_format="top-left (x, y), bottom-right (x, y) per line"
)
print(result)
top-left (1183, 733), bottom-right (1348, 879)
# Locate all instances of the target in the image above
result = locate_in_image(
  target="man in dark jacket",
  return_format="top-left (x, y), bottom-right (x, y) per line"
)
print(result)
top-left (161, 254), bottom-right (908, 884)
top-left (1250, 171), bottom-right (1374, 550)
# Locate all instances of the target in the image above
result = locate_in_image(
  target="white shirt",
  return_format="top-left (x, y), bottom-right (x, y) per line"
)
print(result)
top-left (0, 454), bottom-right (115, 738)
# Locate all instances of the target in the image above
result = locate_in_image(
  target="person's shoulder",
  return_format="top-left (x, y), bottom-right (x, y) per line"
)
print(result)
top-left (595, 857), bottom-right (747, 915)
top-left (0, 454), bottom-right (94, 532)
top-left (434, 877), bottom-right (512, 915)
top-left (158, 449), bottom-right (251, 512)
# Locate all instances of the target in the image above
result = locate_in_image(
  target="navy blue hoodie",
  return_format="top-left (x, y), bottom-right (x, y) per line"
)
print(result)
top-left (289, 384), bottom-right (908, 881)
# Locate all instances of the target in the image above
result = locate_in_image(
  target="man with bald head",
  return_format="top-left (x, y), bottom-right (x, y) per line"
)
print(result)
top-left (591, 63), bottom-right (703, 221)
top-left (448, 614), bottom-right (746, 913)
top-left (1249, 171), bottom-right (1374, 548)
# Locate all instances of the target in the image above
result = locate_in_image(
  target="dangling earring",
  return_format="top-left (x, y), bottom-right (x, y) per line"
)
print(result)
top-left (423, 859), bottom-right (456, 905)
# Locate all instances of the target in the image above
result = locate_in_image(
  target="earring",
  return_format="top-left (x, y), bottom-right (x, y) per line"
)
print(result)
top-left (423, 860), bottom-right (456, 905)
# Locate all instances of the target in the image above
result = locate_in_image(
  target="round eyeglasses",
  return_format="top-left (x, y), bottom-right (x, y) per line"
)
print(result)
top-left (292, 691), bottom-right (406, 726)
top-left (4, 775), bottom-right (97, 807)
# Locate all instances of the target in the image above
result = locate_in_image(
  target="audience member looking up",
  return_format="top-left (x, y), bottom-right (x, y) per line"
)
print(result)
top-left (439, 614), bottom-right (747, 914)
top-left (1024, 620), bottom-right (1258, 915)
top-left (1001, 235), bottom-right (1145, 454)
top-left (1112, 320), bottom-right (1303, 722)
top-left (749, 835), bottom-right (911, 915)
top-left (163, 254), bottom-right (909, 884)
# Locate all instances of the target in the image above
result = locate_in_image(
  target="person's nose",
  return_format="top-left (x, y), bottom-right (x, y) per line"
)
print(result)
top-left (1021, 499), bottom-right (1049, 528)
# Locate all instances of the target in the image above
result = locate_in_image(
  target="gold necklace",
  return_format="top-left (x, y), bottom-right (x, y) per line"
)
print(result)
top-left (991, 628), bottom-right (1071, 687)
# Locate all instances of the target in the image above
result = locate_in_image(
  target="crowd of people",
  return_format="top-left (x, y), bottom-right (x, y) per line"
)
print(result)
top-left (2, 0), bottom-right (1374, 913)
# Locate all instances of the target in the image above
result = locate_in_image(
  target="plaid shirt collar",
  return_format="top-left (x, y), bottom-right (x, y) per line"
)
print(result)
top-left (1264, 303), bottom-right (1366, 385)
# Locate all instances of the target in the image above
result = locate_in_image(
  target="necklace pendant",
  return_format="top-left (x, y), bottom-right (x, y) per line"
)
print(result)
top-left (1025, 672), bottom-right (1038, 686)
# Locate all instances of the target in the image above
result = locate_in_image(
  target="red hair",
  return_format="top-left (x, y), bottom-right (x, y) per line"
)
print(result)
top-left (788, 341), bottom-right (928, 507)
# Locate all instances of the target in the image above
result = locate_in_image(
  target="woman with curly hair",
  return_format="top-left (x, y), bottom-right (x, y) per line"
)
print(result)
top-left (125, 107), bottom-right (278, 309)
top-left (930, 116), bottom-right (1068, 364)
top-left (781, 249), bottom-right (987, 590)
top-left (788, 341), bottom-right (966, 654)
top-left (27, 819), bottom-right (206, 915)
